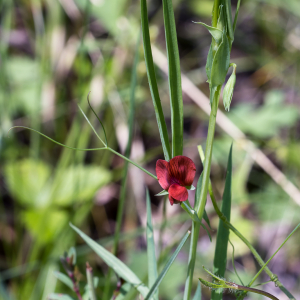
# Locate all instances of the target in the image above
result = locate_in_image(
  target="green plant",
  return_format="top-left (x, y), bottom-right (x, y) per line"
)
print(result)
top-left (5, 0), bottom-right (300, 300)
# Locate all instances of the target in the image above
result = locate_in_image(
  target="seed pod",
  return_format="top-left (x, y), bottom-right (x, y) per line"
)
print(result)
top-left (223, 64), bottom-right (237, 111)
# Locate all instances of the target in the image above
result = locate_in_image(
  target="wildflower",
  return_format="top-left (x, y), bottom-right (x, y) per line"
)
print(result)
top-left (156, 156), bottom-right (196, 205)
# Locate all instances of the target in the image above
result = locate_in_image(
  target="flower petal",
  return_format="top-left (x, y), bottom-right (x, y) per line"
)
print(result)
top-left (156, 159), bottom-right (170, 190)
top-left (169, 156), bottom-right (196, 186)
top-left (168, 184), bottom-right (188, 205)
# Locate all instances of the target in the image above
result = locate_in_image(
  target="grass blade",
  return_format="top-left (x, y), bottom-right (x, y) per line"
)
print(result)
top-left (192, 282), bottom-right (201, 300)
top-left (48, 294), bottom-right (75, 300)
top-left (144, 231), bottom-right (191, 300)
top-left (146, 189), bottom-right (158, 300)
top-left (70, 224), bottom-right (150, 297)
top-left (104, 32), bottom-right (141, 300)
top-left (212, 144), bottom-right (232, 300)
top-left (162, 0), bottom-right (183, 157)
top-left (53, 271), bottom-right (73, 290)
top-left (141, 0), bottom-right (171, 161)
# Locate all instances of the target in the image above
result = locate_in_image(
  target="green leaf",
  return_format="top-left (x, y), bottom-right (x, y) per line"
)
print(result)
top-left (155, 190), bottom-right (169, 196)
top-left (48, 294), bottom-right (75, 300)
top-left (53, 271), bottom-right (73, 290)
top-left (192, 282), bottom-right (201, 300)
top-left (224, 0), bottom-right (234, 43)
top-left (210, 31), bottom-right (230, 88)
top-left (205, 44), bottom-right (213, 82)
top-left (203, 209), bottom-right (211, 230)
top-left (181, 201), bottom-right (201, 223)
top-left (193, 22), bottom-right (223, 44)
top-left (141, 0), bottom-right (171, 161)
top-left (146, 190), bottom-right (158, 300)
top-left (162, 0), bottom-right (183, 157)
top-left (144, 231), bottom-right (191, 300)
top-left (181, 201), bottom-right (211, 241)
top-left (70, 223), bottom-right (150, 297)
top-left (212, 144), bottom-right (232, 300)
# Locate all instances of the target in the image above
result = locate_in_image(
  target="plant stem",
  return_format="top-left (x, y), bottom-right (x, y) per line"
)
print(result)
top-left (183, 86), bottom-right (221, 300)
top-left (107, 148), bottom-right (157, 180)
top-left (208, 183), bottom-right (296, 300)
top-left (212, 0), bottom-right (221, 27)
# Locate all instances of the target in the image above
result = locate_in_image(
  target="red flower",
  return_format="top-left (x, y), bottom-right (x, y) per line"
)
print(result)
top-left (156, 156), bottom-right (196, 205)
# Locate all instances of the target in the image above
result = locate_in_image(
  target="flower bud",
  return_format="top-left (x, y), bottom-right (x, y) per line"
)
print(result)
top-left (223, 64), bottom-right (236, 111)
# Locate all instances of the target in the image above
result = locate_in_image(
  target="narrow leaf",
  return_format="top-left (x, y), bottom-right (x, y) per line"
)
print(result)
top-left (53, 271), bottom-right (73, 290)
top-left (48, 294), bottom-right (75, 300)
top-left (162, 0), bottom-right (183, 157)
top-left (141, 0), bottom-right (171, 161)
top-left (203, 210), bottom-right (211, 230)
top-left (211, 144), bottom-right (232, 300)
top-left (181, 201), bottom-right (211, 241)
top-left (70, 223), bottom-right (150, 297)
top-left (155, 190), bottom-right (169, 196)
top-left (144, 231), bottom-right (191, 300)
top-left (192, 282), bottom-right (201, 300)
top-left (193, 22), bottom-right (222, 44)
top-left (146, 189), bottom-right (158, 300)
top-left (224, 0), bottom-right (234, 43)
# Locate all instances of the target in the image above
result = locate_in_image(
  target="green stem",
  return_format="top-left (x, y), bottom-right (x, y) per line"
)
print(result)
top-left (208, 184), bottom-right (296, 300)
top-left (183, 86), bottom-right (221, 300)
top-left (107, 148), bottom-right (157, 180)
top-left (212, 0), bottom-right (221, 27)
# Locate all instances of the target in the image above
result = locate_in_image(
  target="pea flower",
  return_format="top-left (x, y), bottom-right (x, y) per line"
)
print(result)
top-left (156, 156), bottom-right (196, 205)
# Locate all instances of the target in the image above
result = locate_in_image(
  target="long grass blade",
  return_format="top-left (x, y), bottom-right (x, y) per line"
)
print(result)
top-left (104, 39), bottom-right (140, 299)
top-left (53, 271), bottom-right (73, 290)
top-left (70, 224), bottom-right (150, 297)
top-left (212, 144), bottom-right (232, 300)
top-left (192, 282), bottom-right (201, 300)
top-left (144, 231), bottom-right (191, 300)
top-left (161, 0), bottom-right (183, 157)
top-left (141, 0), bottom-right (171, 161)
top-left (146, 189), bottom-right (158, 300)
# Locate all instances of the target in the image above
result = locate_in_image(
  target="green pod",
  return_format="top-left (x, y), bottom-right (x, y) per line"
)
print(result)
top-left (223, 64), bottom-right (236, 111)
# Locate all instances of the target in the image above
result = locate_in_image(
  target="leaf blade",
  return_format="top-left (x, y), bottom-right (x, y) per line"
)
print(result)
top-left (144, 231), bottom-right (191, 300)
top-left (212, 144), bottom-right (233, 300)
top-left (141, 0), bottom-right (171, 161)
top-left (70, 223), bottom-right (149, 297)
top-left (146, 190), bottom-right (158, 300)
top-left (162, 0), bottom-right (183, 157)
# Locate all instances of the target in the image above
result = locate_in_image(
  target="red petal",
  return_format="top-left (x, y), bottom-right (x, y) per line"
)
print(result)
top-left (168, 184), bottom-right (188, 204)
top-left (156, 159), bottom-right (170, 190)
top-left (169, 156), bottom-right (196, 186)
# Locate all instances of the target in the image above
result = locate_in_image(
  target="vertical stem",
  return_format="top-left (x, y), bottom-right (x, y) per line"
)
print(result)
top-left (184, 86), bottom-right (221, 300)
top-left (212, 0), bottom-right (221, 27)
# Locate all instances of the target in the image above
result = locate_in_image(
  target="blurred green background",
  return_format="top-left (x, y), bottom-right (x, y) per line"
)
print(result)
top-left (1, 0), bottom-right (300, 299)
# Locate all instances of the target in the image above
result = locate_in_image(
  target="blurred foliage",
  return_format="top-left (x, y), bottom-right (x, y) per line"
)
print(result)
top-left (1, 0), bottom-right (300, 299)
